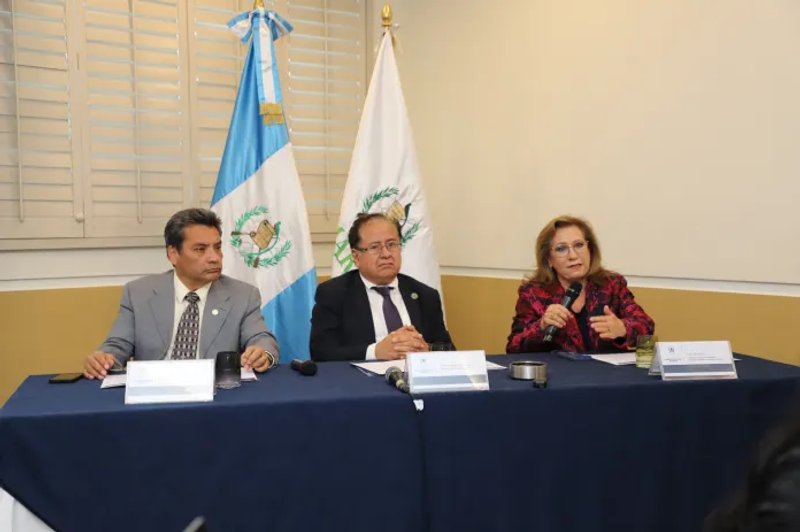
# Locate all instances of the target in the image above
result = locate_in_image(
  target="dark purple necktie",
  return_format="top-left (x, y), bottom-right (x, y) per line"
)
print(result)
top-left (172, 291), bottom-right (200, 360)
top-left (371, 286), bottom-right (403, 333)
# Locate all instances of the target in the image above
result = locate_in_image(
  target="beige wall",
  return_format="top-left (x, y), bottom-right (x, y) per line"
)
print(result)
top-left (2, 277), bottom-right (798, 406)
top-left (367, 0), bottom-right (800, 284)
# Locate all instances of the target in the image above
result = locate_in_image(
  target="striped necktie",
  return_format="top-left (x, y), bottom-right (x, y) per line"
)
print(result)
top-left (172, 291), bottom-right (200, 360)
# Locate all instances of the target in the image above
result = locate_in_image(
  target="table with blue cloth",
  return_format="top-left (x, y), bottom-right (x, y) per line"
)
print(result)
top-left (0, 363), bottom-right (426, 532)
top-left (2, 354), bottom-right (800, 532)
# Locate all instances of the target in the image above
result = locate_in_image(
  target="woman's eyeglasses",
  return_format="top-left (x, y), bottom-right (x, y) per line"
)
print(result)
top-left (551, 240), bottom-right (588, 257)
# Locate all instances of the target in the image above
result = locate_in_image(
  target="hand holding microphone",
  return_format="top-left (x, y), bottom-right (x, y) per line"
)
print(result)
top-left (541, 282), bottom-right (583, 342)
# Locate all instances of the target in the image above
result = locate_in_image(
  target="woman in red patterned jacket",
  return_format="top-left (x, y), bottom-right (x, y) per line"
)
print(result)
top-left (506, 215), bottom-right (654, 353)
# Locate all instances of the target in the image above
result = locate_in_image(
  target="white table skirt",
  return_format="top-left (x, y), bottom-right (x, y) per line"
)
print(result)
top-left (0, 487), bottom-right (53, 532)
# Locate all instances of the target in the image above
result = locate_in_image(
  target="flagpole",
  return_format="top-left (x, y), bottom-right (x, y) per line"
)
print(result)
top-left (381, 4), bottom-right (392, 28)
top-left (381, 4), bottom-right (396, 46)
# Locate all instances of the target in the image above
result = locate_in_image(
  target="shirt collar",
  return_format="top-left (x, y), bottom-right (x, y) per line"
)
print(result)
top-left (173, 273), bottom-right (212, 303)
top-left (359, 272), bottom-right (399, 291)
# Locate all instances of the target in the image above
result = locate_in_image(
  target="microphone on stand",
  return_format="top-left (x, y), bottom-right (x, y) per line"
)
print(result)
top-left (290, 359), bottom-right (318, 376)
top-left (542, 282), bottom-right (583, 342)
top-left (385, 366), bottom-right (409, 393)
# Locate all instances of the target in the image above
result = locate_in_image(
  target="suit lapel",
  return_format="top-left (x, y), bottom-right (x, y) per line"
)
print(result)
top-left (350, 273), bottom-right (377, 343)
top-left (399, 276), bottom-right (423, 330)
top-left (200, 279), bottom-right (230, 358)
top-left (148, 271), bottom-right (175, 357)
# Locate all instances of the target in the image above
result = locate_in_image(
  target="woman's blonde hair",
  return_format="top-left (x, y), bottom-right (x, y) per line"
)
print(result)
top-left (528, 215), bottom-right (609, 286)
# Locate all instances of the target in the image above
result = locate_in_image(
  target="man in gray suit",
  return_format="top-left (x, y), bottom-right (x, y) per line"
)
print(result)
top-left (84, 208), bottom-right (279, 379)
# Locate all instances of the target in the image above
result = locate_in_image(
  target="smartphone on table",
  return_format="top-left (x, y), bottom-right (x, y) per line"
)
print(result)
top-left (49, 373), bottom-right (83, 384)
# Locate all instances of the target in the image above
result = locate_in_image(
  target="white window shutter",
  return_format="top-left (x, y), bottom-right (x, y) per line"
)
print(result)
top-left (0, 0), bottom-right (364, 247)
top-left (80, 0), bottom-right (190, 238)
top-left (187, 0), bottom-right (251, 207)
top-left (0, 0), bottom-right (83, 239)
top-left (284, 0), bottom-right (365, 234)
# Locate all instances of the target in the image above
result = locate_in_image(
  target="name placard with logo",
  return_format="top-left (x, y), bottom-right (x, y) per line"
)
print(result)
top-left (406, 350), bottom-right (490, 394)
top-left (649, 341), bottom-right (737, 381)
top-left (125, 359), bottom-right (215, 405)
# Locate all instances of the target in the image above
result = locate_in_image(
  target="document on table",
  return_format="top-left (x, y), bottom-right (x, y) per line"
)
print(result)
top-left (100, 374), bottom-right (127, 388)
top-left (101, 367), bottom-right (257, 388)
top-left (589, 353), bottom-right (637, 366)
top-left (352, 359), bottom-right (506, 376)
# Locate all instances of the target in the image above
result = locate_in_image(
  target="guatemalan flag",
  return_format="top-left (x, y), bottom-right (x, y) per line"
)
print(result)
top-left (211, 8), bottom-right (316, 360)
top-left (331, 29), bottom-right (443, 296)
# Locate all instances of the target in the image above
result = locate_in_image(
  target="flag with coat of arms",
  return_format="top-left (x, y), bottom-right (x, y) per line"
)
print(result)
top-left (211, 7), bottom-right (316, 360)
top-left (331, 29), bottom-right (442, 295)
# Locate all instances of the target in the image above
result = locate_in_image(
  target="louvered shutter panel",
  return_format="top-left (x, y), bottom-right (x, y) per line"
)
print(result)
top-left (285, 0), bottom-right (365, 234)
top-left (81, 0), bottom-right (191, 238)
top-left (0, 0), bottom-right (82, 239)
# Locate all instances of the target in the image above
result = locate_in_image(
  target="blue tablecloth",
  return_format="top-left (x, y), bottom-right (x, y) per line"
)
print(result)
top-left (419, 353), bottom-right (800, 532)
top-left (1, 354), bottom-right (800, 532)
top-left (0, 363), bottom-right (425, 532)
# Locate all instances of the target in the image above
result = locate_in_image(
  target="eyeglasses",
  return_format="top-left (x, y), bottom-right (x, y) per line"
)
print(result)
top-left (551, 240), bottom-right (588, 257)
top-left (354, 240), bottom-right (401, 255)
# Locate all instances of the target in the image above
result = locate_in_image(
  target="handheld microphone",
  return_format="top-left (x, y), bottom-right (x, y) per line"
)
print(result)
top-left (542, 281), bottom-right (583, 342)
top-left (290, 359), bottom-right (318, 376)
top-left (385, 366), bottom-right (410, 393)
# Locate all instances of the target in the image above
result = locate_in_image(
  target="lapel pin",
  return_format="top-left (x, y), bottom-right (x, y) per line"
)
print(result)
top-left (212, 309), bottom-right (219, 316)
top-left (411, 292), bottom-right (419, 300)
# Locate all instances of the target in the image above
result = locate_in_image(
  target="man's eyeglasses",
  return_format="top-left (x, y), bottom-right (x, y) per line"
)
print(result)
top-left (354, 241), bottom-right (401, 255)
top-left (551, 240), bottom-right (588, 257)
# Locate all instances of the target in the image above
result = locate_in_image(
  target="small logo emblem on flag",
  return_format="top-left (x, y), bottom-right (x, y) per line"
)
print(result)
top-left (333, 187), bottom-right (422, 272)
top-left (230, 205), bottom-right (292, 269)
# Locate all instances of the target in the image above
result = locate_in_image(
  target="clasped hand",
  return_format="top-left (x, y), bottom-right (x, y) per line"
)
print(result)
top-left (376, 325), bottom-right (429, 360)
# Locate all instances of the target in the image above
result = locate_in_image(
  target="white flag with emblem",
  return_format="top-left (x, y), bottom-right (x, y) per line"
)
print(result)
top-left (331, 31), bottom-right (442, 294)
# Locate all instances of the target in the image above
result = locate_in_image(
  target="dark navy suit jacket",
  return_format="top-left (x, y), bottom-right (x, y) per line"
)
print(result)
top-left (310, 270), bottom-right (452, 362)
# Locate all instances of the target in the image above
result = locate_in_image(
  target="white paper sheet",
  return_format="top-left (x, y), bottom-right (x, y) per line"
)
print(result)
top-left (589, 353), bottom-right (637, 366)
top-left (100, 374), bottom-right (127, 389)
top-left (352, 359), bottom-right (505, 376)
top-left (102, 367), bottom-right (258, 388)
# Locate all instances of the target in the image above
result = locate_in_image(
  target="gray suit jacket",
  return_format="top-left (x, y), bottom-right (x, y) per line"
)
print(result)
top-left (99, 271), bottom-right (279, 364)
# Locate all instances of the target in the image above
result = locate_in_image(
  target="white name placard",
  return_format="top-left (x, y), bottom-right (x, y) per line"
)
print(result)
top-left (651, 341), bottom-right (737, 381)
top-left (406, 350), bottom-right (490, 394)
top-left (125, 359), bottom-right (215, 405)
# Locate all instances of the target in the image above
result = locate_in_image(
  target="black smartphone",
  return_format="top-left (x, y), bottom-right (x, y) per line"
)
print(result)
top-left (49, 373), bottom-right (83, 384)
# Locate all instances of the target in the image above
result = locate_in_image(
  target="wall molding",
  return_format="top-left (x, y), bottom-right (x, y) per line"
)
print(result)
top-left (2, 249), bottom-right (799, 297)
top-left (441, 267), bottom-right (800, 297)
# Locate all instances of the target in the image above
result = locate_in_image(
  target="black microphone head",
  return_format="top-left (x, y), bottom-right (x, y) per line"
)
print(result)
top-left (299, 360), bottom-right (317, 376)
top-left (385, 366), bottom-right (402, 383)
top-left (560, 282), bottom-right (583, 313)
top-left (291, 359), bottom-right (318, 376)
top-left (566, 281), bottom-right (582, 298)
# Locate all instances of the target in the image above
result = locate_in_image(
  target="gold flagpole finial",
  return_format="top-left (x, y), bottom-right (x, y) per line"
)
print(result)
top-left (381, 4), bottom-right (393, 29)
top-left (254, 0), bottom-right (265, 9)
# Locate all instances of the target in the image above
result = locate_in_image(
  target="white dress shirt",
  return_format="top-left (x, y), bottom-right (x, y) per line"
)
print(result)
top-left (359, 273), bottom-right (412, 360)
top-left (165, 276), bottom-right (212, 360)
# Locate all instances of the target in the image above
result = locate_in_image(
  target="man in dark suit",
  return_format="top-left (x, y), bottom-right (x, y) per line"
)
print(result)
top-left (310, 213), bottom-right (452, 362)
top-left (83, 208), bottom-right (279, 379)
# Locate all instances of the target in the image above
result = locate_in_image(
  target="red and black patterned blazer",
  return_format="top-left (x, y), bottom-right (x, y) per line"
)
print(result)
top-left (506, 272), bottom-right (654, 353)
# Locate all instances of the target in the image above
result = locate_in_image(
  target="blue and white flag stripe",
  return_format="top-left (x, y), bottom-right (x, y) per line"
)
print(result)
top-left (212, 9), bottom-right (316, 360)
